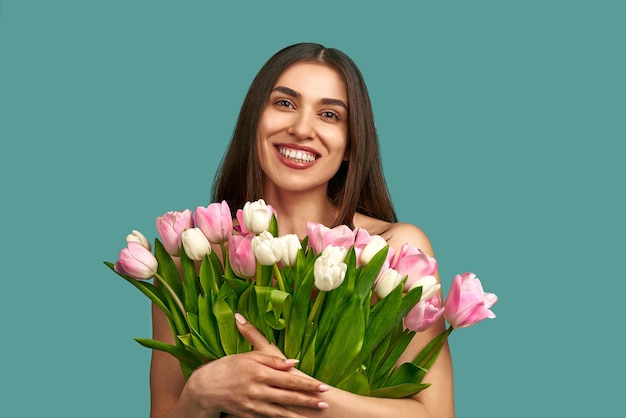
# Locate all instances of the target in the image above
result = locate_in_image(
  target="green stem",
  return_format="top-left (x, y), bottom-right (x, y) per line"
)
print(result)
top-left (307, 291), bottom-right (326, 324)
top-left (153, 272), bottom-right (187, 319)
top-left (273, 264), bottom-right (286, 292)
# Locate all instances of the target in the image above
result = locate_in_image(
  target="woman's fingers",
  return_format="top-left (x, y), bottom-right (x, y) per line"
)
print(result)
top-left (235, 312), bottom-right (280, 354)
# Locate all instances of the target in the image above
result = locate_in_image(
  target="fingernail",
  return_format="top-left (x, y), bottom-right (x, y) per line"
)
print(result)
top-left (318, 384), bottom-right (331, 392)
top-left (234, 313), bottom-right (247, 325)
top-left (317, 401), bottom-right (329, 409)
top-left (284, 359), bottom-right (299, 365)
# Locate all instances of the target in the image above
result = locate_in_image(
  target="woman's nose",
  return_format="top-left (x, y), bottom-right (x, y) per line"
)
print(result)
top-left (288, 111), bottom-right (315, 140)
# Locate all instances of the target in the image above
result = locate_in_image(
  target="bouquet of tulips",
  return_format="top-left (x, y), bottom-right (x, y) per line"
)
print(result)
top-left (105, 199), bottom-right (497, 398)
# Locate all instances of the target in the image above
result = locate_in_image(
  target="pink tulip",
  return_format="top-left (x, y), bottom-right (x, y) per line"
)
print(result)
top-left (194, 201), bottom-right (233, 244)
top-left (444, 272), bottom-right (497, 329)
top-left (391, 243), bottom-right (438, 291)
top-left (229, 233), bottom-right (256, 278)
top-left (156, 209), bottom-right (193, 256)
top-left (306, 222), bottom-right (355, 255)
top-left (405, 295), bottom-right (445, 332)
top-left (114, 242), bottom-right (158, 280)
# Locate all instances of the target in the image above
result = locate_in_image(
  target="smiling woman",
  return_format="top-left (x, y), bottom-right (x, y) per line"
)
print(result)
top-left (150, 43), bottom-right (455, 418)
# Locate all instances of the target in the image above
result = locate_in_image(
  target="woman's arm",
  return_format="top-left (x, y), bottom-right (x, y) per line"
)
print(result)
top-left (149, 304), bottom-right (331, 418)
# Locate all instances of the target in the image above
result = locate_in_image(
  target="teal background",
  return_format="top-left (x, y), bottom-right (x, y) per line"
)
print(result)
top-left (1, 1), bottom-right (624, 416)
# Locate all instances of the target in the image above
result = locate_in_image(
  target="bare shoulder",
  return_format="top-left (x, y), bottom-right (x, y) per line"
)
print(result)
top-left (353, 213), bottom-right (435, 257)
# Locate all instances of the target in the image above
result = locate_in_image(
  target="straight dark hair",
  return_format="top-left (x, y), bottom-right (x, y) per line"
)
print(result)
top-left (212, 43), bottom-right (397, 227)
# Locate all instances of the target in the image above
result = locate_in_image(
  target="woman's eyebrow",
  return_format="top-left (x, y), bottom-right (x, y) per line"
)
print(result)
top-left (272, 86), bottom-right (348, 109)
top-left (272, 86), bottom-right (299, 98)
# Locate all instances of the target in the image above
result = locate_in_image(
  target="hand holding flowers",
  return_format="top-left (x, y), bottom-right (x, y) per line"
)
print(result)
top-left (105, 199), bottom-right (497, 398)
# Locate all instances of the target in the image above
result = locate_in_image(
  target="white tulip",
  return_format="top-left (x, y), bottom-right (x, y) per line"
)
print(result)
top-left (181, 228), bottom-right (212, 261)
top-left (320, 245), bottom-right (347, 265)
top-left (125, 230), bottom-right (151, 251)
top-left (313, 254), bottom-right (347, 291)
top-left (279, 234), bottom-right (301, 267)
top-left (374, 268), bottom-right (403, 299)
top-left (360, 235), bottom-right (387, 265)
top-left (242, 199), bottom-right (273, 235)
top-left (252, 231), bottom-right (283, 266)
top-left (409, 275), bottom-right (441, 302)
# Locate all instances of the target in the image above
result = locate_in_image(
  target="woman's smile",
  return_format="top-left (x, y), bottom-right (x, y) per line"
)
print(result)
top-left (276, 144), bottom-right (320, 166)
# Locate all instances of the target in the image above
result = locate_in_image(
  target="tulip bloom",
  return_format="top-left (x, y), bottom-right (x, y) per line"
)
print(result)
top-left (252, 231), bottom-right (283, 266)
top-left (391, 244), bottom-right (438, 291)
top-left (405, 295), bottom-right (445, 332)
top-left (306, 222), bottom-right (355, 255)
top-left (242, 199), bottom-right (273, 235)
top-left (114, 242), bottom-right (158, 280)
top-left (444, 272), bottom-right (498, 329)
top-left (374, 268), bottom-right (403, 299)
top-left (156, 209), bottom-right (193, 256)
top-left (313, 247), bottom-right (347, 291)
top-left (408, 275), bottom-right (441, 303)
top-left (358, 234), bottom-right (388, 266)
top-left (229, 233), bottom-right (256, 278)
top-left (181, 228), bottom-right (212, 261)
top-left (125, 230), bottom-right (151, 251)
top-left (278, 234), bottom-right (301, 267)
top-left (194, 201), bottom-right (233, 244)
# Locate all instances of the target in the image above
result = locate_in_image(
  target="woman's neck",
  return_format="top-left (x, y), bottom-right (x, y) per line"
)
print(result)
top-left (262, 188), bottom-right (338, 239)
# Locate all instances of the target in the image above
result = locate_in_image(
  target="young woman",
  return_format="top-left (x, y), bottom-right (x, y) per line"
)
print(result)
top-left (150, 43), bottom-right (454, 418)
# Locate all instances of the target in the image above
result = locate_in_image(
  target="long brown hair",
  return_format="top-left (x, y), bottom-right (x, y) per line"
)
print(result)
top-left (212, 43), bottom-right (397, 226)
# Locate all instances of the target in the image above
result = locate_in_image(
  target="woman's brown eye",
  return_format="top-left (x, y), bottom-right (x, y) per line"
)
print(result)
top-left (275, 99), bottom-right (292, 108)
top-left (322, 111), bottom-right (340, 121)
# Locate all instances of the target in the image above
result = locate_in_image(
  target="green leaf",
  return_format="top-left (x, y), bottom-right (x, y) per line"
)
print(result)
top-left (412, 327), bottom-right (453, 372)
top-left (198, 294), bottom-right (225, 357)
top-left (199, 255), bottom-right (219, 297)
top-left (284, 260), bottom-right (315, 359)
top-left (385, 362), bottom-right (427, 387)
top-left (299, 331), bottom-right (316, 376)
top-left (372, 328), bottom-right (415, 389)
top-left (180, 246), bottom-right (199, 315)
top-left (213, 285), bottom-right (239, 355)
top-left (354, 246), bottom-right (388, 303)
top-left (370, 383), bottom-right (431, 399)
top-left (269, 214), bottom-right (279, 237)
top-left (134, 338), bottom-right (203, 374)
top-left (314, 296), bottom-right (365, 385)
top-left (154, 239), bottom-right (183, 296)
top-left (336, 366), bottom-right (370, 396)
top-left (343, 285), bottom-right (422, 382)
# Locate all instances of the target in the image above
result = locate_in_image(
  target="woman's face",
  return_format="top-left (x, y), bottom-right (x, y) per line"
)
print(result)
top-left (256, 62), bottom-right (349, 197)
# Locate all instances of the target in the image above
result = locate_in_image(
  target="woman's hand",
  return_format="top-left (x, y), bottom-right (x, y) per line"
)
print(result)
top-left (180, 314), bottom-right (330, 418)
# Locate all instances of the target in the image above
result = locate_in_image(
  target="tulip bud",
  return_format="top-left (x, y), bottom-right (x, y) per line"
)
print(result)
top-left (229, 233), bottom-right (256, 278)
top-left (313, 253), bottom-right (347, 291)
top-left (194, 201), bottom-right (233, 244)
top-left (359, 235), bottom-right (387, 266)
top-left (114, 242), bottom-right (158, 280)
top-left (374, 268), bottom-right (403, 299)
top-left (408, 275), bottom-right (441, 302)
top-left (444, 272), bottom-right (497, 329)
top-left (125, 230), bottom-right (151, 251)
top-left (181, 228), bottom-right (212, 261)
top-left (252, 231), bottom-right (283, 266)
top-left (404, 295), bottom-right (445, 332)
top-left (156, 209), bottom-right (194, 256)
top-left (279, 234), bottom-right (301, 267)
top-left (320, 245), bottom-right (347, 265)
top-left (242, 199), bottom-right (273, 235)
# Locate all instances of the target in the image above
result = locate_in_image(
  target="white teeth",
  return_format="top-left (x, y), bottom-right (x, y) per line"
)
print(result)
top-left (278, 147), bottom-right (317, 163)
